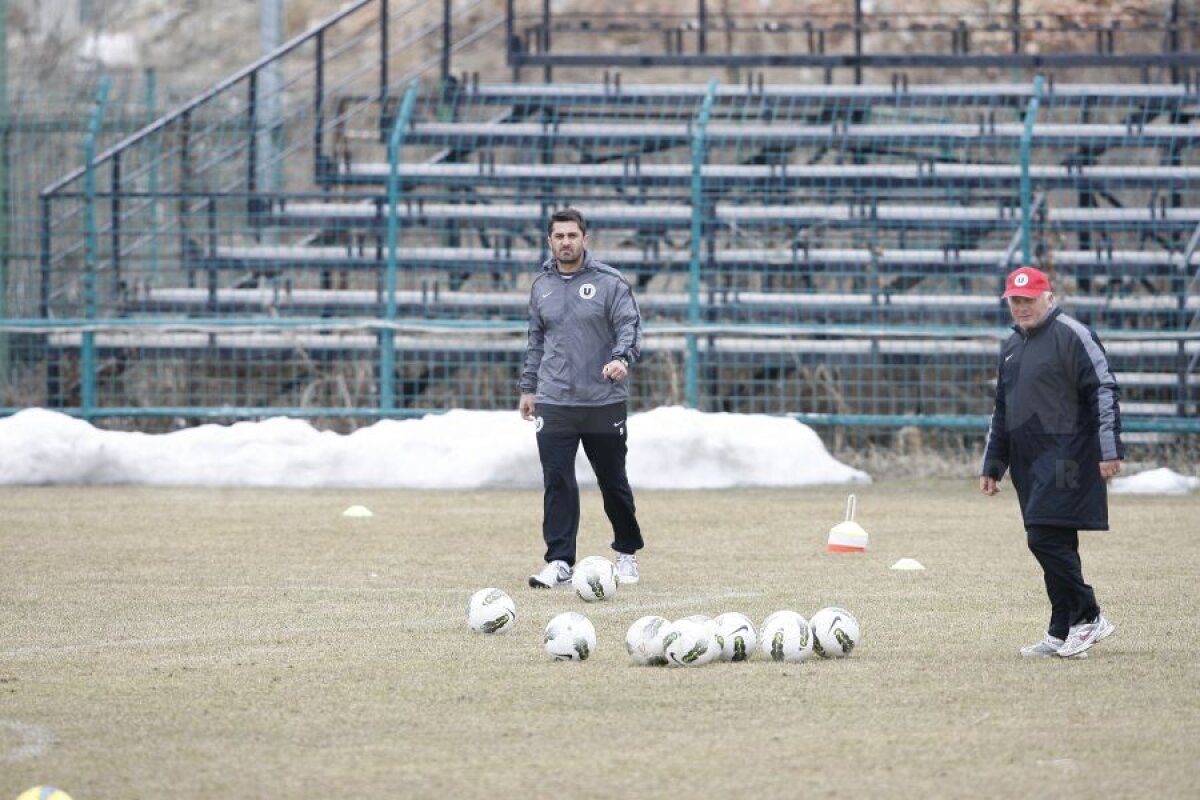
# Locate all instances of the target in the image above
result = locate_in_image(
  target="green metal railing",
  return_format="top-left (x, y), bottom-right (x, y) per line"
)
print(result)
top-left (80, 78), bottom-right (112, 415)
top-left (1019, 75), bottom-right (1044, 263)
top-left (687, 79), bottom-right (719, 409)
top-left (382, 80), bottom-right (421, 412)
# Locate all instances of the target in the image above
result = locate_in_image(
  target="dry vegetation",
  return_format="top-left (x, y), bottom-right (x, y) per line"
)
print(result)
top-left (2, 482), bottom-right (1198, 797)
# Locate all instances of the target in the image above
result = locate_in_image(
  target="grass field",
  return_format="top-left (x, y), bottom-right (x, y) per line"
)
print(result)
top-left (2, 482), bottom-right (1199, 799)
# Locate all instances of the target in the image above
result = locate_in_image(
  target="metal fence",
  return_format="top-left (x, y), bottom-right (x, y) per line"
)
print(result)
top-left (3, 0), bottom-right (1198, 442)
top-left (507, 2), bottom-right (1200, 83)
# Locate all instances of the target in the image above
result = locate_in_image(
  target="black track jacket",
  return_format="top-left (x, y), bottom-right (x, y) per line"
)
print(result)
top-left (981, 306), bottom-right (1124, 530)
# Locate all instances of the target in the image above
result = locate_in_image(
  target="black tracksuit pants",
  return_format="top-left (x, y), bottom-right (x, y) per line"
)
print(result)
top-left (1026, 524), bottom-right (1101, 640)
top-left (535, 402), bottom-right (642, 566)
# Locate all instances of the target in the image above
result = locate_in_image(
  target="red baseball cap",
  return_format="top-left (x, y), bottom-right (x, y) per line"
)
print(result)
top-left (1002, 266), bottom-right (1052, 299)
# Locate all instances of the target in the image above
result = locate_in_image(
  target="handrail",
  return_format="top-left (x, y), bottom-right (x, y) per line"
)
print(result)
top-left (5, 317), bottom-right (1199, 342)
top-left (81, 77), bottom-right (113, 418)
top-left (40, 0), bottom-right (376, 197)
top-left (1019, 74), bottom-right (1044, 263)
top-left (1179, 217), bottom-right (1200, 386)
top-left (686, 78), bottom-right (718, 410)
top-left (381, 80), bottom-right (421, 413)
top-left (1000, 192), bottom-right (1044, 272)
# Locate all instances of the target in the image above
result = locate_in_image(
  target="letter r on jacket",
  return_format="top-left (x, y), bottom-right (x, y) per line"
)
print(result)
top-left (1055, 459), bottom-right (1080, 490)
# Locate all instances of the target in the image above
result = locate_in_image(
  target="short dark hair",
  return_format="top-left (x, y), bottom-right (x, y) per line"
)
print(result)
top-left (548, 207), bottom-right (587, 235)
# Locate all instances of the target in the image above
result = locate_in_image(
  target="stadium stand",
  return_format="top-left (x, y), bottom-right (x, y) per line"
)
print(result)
top-left (16, 0), bottom-right (1200, 434)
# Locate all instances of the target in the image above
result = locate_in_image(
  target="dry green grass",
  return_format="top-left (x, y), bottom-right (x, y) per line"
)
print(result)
top-left (2, 482), bottom-right (1199, 799)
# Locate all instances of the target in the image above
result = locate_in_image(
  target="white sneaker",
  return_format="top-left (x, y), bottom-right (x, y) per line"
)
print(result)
top-left (1020, 635), bottom-right (1065, 657)
top-left (1020, 634), bottom-right (1089, 659)
top-left (1058, 613), bottom-right (1115, 658)
top-left (528, 559), bottom-right (571, 589)
top-left (615, 553), bottom-right (639, 585)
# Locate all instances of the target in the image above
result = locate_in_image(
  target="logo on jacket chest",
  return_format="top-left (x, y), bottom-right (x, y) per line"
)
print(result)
top-left (579, 283), bottom-right (596, 300)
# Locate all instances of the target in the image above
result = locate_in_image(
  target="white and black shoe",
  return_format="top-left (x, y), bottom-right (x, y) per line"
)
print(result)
top-left (529, 559), bottom-right (572, 589)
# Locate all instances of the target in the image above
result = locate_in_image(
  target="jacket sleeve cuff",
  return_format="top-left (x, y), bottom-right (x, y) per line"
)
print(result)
top-left (980, 459), bottom-right (1008, 480)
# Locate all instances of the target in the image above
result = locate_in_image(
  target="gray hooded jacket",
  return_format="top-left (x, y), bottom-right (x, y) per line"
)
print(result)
top-left (519, 252), bottom-right (643, 406)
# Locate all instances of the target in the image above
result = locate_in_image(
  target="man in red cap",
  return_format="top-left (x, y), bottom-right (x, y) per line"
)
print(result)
top-left (980, 266), bottom-right (1124, 658)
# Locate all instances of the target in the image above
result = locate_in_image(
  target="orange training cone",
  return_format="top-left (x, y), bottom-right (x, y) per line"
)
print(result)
top-left (827, 494), bottom-right (869, 553)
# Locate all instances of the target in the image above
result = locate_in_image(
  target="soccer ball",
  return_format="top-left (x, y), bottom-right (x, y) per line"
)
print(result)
top-left (760, 609), bottom-right (788, 633)
top-left (17, 789), bottom-right (72, 800)
top-left (759, 610), bottom-right (814, 663)
top-left (661, 619), bottom-right (718, 667)
top-left (680, 614), bottom-right (720, 647)
top-left (544, 611), bottom-right (596, 661)
top-left (625, 615), bottom-right (670, 666)
top-left (572, 557), bottom-right (618, 602)
top-left (713, 612), bottom-right (757, 662)
top-left (810, 606), bottom-right (860, 658)
top-left (465, 588), bottom-right (516, 634)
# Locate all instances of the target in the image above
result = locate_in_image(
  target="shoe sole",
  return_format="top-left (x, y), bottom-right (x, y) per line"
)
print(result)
top-left (617, 576), bottom-right (639, 585)
top-left (1058, 642), bottom-right (1097, 657)
top-left (1022, 648), bottom-right (1087, 659)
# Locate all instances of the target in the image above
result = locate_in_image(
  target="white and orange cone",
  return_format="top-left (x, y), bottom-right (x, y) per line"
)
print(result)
top-left (826, 494), bottom-right (869, 553)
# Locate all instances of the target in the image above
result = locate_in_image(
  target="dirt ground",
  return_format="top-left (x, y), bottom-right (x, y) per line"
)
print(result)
top-left (2, 482), bottom-right (1198, 798)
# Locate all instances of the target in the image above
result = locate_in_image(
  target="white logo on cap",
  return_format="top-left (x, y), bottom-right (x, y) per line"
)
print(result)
top-left (1014, 273), bottom-right (1030, 287)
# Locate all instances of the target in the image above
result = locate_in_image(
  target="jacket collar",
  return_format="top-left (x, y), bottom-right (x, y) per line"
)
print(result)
top-left (1012, 304), bottom-right (1061, 338)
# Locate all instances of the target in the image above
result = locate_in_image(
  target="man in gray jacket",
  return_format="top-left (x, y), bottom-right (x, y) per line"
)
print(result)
top-left (519, 208), bottom-right (644, 588)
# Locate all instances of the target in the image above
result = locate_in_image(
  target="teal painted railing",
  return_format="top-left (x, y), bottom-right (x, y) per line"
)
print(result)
top-left (1019, 75), bottom-right (1044, 264)
top-left (686, 79), bottom-right (718, 409)
top-left (382, 79), bottom-right (421, 412)
top-left (80, 77), bottom-right (112, 418)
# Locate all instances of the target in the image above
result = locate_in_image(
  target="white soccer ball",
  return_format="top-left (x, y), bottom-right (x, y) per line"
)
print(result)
top-left (759, 610), bottom-right (814, 663)
top-left (662, 619), bottom-right (718, 667)
top-left (625, 615), bottom-right (670, 666)
top-left (810, 606), bottom-right (860, 658)
top-left (679, 615), bottom-right (720, 647)
top-left (465, 588), bottom-right (516, 634)
top-left (571, 557), bottom-right (618, 602)
top-left (713, 612), bottom-right (757, 662)
top-left (760, 609), bottom-right (787, 633)
top-left (544, 611), bottom-right (597, 661)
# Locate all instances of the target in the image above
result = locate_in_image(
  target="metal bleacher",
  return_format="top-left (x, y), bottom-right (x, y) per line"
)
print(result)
top-left (26, 0), bottom-right (1200, 432)
top-left (182, 80), bottom-right (1200, 310)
